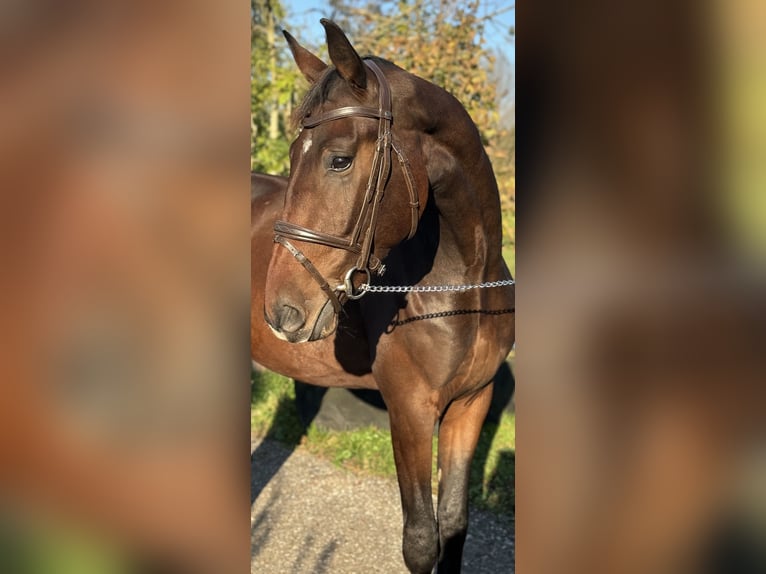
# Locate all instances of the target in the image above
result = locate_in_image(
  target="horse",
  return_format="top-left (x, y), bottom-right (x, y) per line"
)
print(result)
top-left (251, 20), bottom-right (515, 574)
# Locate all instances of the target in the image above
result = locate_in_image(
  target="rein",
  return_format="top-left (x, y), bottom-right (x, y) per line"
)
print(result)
top-left (359, 278), bottom-right (515, 294)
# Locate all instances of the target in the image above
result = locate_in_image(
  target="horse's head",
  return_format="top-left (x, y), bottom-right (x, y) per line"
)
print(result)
top-left (264, 20), bottom-right (428, 343)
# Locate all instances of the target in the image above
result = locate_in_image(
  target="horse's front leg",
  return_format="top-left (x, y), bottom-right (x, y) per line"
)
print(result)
top-left (436, 381), bottom-right (494, 573)
top-left (387, 388), bottom-right (440, 574)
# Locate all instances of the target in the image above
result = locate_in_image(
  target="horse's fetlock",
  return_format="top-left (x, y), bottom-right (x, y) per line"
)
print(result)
top-left (402, 520), bottom-right (438, 574)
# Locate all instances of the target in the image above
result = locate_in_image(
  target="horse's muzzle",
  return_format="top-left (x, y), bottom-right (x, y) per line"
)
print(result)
top-left (265, 297), bottom-right (337, 343)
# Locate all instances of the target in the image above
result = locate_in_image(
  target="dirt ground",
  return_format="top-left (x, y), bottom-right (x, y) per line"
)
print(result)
top-left (251, 437), bottom-right (515, 574)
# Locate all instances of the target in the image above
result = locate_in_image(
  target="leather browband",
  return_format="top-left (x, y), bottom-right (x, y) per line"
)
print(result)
top-left (301, 107), bottom-right (392, 128)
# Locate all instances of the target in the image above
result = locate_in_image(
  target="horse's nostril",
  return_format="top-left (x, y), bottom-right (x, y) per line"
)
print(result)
top-left (276, 304), bottom-right (305, 334)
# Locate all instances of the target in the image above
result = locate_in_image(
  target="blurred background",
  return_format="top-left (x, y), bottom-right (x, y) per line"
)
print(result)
top-left (0, 1), bottom-right (250, 572)
top-left (517, 1), bottom-right (765, 573)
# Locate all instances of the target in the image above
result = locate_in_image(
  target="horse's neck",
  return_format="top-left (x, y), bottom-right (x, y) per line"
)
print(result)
top-left (384, 71), bottom-right (504, 283)
top-left (424, 113), bottom-right (504, 282)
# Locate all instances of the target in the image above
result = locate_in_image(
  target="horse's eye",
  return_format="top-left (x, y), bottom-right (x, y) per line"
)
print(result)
top-left (329, 156), bottom-right (353, 171)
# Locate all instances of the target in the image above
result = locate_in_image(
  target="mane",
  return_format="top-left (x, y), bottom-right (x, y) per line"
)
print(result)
top-left (291, 56), bottom-right (393, 129)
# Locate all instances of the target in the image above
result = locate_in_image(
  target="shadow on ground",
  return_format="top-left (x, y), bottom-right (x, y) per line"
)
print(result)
top-left (250, 375), bottom-right (308, 505)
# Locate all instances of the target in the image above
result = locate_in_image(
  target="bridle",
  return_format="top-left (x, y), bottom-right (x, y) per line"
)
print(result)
top-left (273, 60), bottom-right (420, 314)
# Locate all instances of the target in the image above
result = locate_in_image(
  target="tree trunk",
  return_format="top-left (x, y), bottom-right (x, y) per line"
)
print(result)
top-left (266, 6), bottom-right (279, 140)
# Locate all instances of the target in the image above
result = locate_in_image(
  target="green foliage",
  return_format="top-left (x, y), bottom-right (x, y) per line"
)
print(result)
top-left (252, 136), bottom-right (291, 175)
top-left (251, 368), bottom-right (304, 443)
top-left (305, 425), bottom-right (402, 476)
top-left (470, 411), bottom-right (516, 516)
top-left (251, 0), bottom-right (306, 174)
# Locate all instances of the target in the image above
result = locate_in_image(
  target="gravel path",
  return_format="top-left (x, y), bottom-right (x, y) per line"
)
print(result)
top-left (251, 437), bottom-right (514, 574)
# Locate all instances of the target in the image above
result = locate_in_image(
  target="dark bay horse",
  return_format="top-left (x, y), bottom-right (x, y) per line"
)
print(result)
top-left (251, 20), bottom-right (515, 574)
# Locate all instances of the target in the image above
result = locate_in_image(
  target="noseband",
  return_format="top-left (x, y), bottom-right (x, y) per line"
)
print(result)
top-left (273, 60), bottom-right (419, 314)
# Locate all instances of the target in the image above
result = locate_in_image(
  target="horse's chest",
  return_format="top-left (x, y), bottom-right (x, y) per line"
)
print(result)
top-left (451, 333), bottom-right (498, 389)
top-left (376, 320), bottom-right (496, 394)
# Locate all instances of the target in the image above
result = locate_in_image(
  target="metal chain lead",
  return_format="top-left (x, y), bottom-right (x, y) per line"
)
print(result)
top-left (359, 279), bottom-right (515, 294)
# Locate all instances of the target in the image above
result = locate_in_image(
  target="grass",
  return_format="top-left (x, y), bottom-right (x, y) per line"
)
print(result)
top-left (251, 369), bottom-right (515, 518)
top-left (501, 202), bottom-right (516, 278)
top-left (251, 369), bottom-right (305, 444)
top-left (306, 425), bottom-right (401, 476)
top-left (470, 410), bottom-right (516, 516)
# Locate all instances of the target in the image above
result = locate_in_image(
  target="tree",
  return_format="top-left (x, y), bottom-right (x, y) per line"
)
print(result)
top-left (251, 0), bottom-right (306, 174)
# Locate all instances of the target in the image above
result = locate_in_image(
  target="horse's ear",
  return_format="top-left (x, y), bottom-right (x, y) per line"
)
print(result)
top-left (320, 19), bottom-right (366, 91)
top-left (283, 29), bottom-right (327, 84)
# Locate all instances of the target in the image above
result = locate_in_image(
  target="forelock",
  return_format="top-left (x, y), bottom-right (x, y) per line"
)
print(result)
top-left (291, 67), bottom-right (338, 130)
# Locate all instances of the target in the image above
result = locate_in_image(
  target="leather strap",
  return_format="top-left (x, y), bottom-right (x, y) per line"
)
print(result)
top-left (301, 107), bottom-right (392, 128)
top-left (274, 220), bottom-right (383, 271)
top-left (274, 220), bottom-right (354, 251)
top-left (273, 236), bottom-right (343, 314)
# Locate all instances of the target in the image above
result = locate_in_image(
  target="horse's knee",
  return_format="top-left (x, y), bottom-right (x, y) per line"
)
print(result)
top-left (402, 518), bottom-right (438, 574)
